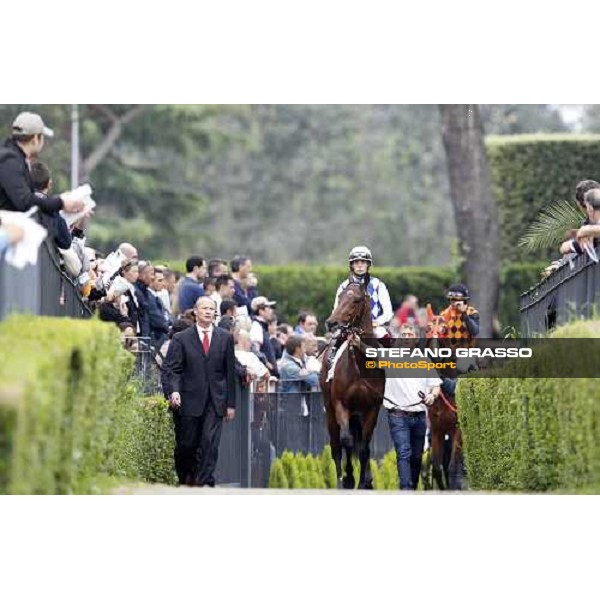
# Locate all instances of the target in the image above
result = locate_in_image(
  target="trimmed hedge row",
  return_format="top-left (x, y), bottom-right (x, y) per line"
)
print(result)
top-left (160, 263), bottom-right (543, 331)
top-left (257, 265), bottom-right (454, 331)
top-left (486, 134), bottom-right (600, 264)
top-left (268, 447), bottom-right (406, 490)
top-left (457, 320), bottom-right (600, 492)
top-left (0, 316), bottom-right (176, 493)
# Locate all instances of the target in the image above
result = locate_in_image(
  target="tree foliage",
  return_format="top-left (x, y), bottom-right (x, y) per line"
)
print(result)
top-left (0, 104), bottom-right (570, 265)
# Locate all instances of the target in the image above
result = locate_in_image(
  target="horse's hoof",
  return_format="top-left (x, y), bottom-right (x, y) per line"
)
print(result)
top-left (342, 477), bottom-right (355, 489)
top-left (362, 481), bottom-right (374, 490)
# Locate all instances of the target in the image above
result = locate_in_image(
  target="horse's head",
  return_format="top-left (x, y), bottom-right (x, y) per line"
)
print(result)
top-left (425, 303), bottom-right (448, 339)
top-left (326, 283), bottom-right (372, 335)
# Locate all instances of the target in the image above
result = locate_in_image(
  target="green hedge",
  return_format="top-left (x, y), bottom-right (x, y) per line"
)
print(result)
top-left (457, 320), bottom-right (600, 492)
top-left (257, 265), bottom-right (454, 330)
top-left (486, 134), bottom-right (600, 264)
top-left (0, 316), bottom-right (176, 493)
top-left (268, 447), bottom-right (420, 491)
top-left (499, 261), bottom-right (546, 332)
top-left (159, 262), bottom-right (542, 332)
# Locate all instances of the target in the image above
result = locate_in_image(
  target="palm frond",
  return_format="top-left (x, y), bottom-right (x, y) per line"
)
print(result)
top-left (519, 201), bottom-right (583, 252)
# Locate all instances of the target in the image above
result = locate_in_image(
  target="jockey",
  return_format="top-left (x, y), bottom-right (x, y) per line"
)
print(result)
top-left (333, 245), bottom-right (393, 339)
top-left (440, 283), bottom-right (479, 341)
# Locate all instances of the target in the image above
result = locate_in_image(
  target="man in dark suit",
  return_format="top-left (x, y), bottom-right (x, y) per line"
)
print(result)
top-left (163, 296), bottom-right (236, 487)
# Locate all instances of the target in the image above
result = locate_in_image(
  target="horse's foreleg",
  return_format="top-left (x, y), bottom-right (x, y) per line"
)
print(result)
top-left (334, 399), bottom-right (352, 451)
top-left (358, 409), bottom-right (379, 490)
top-left (325, 401), bottom-right (343, 485)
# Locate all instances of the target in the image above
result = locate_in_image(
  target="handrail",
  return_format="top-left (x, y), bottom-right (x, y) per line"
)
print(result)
top-left (40, 240), bottom-right (93, 317)
top-left (0, 237), bottom-right (92, 320)
top-left (519, 253), bottom-right (597, 312)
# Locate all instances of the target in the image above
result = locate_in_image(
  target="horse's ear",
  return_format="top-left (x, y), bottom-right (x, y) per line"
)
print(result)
top-left (426, 303), bottom-right (435, 322)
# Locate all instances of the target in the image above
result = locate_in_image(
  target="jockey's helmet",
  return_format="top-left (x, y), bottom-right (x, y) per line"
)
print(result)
top-left (348, 246), bottom-right (373, 266)
top-left (447, 283), bottom-right (470, 301)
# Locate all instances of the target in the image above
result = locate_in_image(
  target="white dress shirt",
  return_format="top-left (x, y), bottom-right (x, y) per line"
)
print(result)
top-left (196, 324), bottom-right (214, 347)
top-left (384, 374), bottom-right (442, 412)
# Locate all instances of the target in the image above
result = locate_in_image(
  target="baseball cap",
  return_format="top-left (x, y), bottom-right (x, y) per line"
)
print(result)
top-left (12, 112), bottom-right (54, 137)
top-left (251, 296), bottom-right (276, 312)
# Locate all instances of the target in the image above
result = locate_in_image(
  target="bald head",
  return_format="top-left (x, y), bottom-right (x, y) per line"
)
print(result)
top-left (118, 243), bottom-right (138, 260)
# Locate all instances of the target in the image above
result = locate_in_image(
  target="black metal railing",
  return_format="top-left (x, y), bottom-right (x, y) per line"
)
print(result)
top-left (520, 253), bottom-right (600, 336)
top-left (0, 240), bottom-right (92, 321)
top-left (244, 389), bottom-right (394, 488)
top-left (130, 349), bottom-right (394, 488)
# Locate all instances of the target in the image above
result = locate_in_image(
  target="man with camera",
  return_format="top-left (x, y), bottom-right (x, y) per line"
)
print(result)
top-left (440, 283), bottom-right (479, 341)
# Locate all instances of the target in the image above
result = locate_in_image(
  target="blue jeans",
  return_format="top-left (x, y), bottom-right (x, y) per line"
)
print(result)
top-left (387, 411), bottom-right (427, 490)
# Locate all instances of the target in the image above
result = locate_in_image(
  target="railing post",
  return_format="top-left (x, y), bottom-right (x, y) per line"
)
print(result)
top-left (239, 381), bottom-right (252, 488)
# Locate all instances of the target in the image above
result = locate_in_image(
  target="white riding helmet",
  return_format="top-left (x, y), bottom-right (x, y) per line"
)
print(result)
top-left (348, 246), bottom-right (373, 266)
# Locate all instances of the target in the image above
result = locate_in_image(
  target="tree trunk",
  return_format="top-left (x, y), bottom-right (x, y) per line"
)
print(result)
top-left (439, 105), bottom-right (499, 337)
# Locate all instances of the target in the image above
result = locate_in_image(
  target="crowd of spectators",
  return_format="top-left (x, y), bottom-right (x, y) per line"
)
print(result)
top-left (2, 110), bottom-right (472, 401)
top-left (541, 179), bottom-right (600, 278)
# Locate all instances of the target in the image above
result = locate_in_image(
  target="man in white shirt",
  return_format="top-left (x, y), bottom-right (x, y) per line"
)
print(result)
top-left (384, 325), bottom-right (441, 490)
top-left (234, 329), bottom-right (270, 381)
top-left (211, 274), bottom-right (236, 321)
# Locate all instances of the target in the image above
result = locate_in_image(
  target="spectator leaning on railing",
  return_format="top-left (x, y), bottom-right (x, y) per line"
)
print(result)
top-left (279, 335), bottom-right (320, 394)
top-left (0, 112), bottom-right (84, 216)
top-left (559, 180), bottom-right (600, 257)
top-left (574, 189), bottom-right (600, 253)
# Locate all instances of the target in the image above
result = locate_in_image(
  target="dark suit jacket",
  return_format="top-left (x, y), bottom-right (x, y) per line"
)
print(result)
top-left (163, 325), bottom-right (236, 417)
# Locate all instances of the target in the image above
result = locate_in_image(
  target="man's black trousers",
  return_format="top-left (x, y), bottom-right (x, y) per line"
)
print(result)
top-left (173, 396), bottom-right (224, 486)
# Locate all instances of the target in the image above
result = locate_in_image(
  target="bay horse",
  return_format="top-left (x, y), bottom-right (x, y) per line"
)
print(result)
top-left (320, 283), bottom-right (384, 489)
top-left (424, 304), bottom-right (464, 490)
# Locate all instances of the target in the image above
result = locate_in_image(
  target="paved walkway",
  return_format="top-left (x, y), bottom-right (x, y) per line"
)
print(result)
top-left (113, 484), bottom-right (467, 494)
